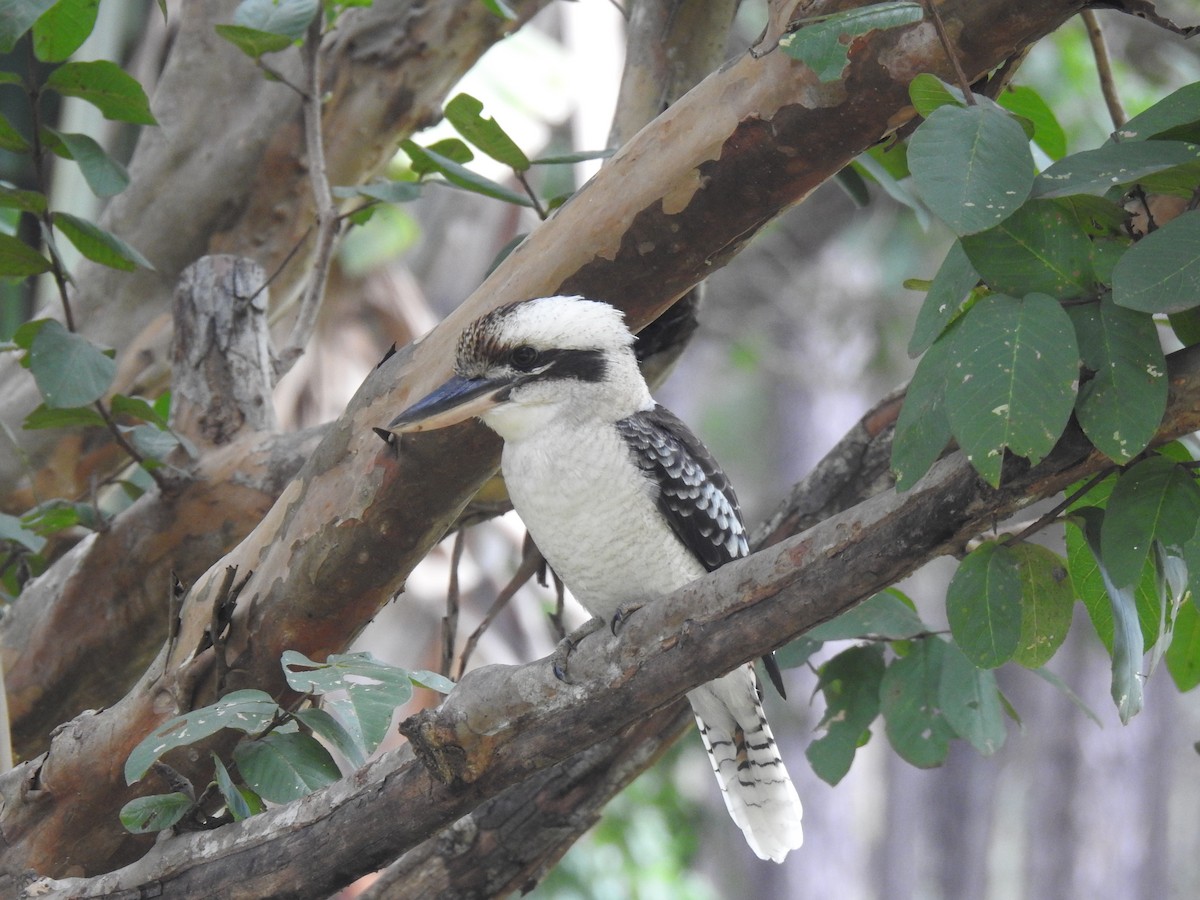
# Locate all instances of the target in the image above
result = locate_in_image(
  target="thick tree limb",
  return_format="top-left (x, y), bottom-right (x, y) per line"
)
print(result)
top-left (24, 343), bottom-right (1200, 900)
top-left (0, 0), bottom-right (1089, 884)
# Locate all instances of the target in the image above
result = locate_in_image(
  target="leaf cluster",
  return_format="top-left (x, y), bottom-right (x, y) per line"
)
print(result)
top-left (120, 651), bottom-right (454, 834)
top-left (808, 73), bottom-right (1200, 780)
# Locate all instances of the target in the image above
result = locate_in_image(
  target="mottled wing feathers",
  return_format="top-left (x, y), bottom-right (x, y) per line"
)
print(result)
top-left (615, 405), bottom-right (748, 571)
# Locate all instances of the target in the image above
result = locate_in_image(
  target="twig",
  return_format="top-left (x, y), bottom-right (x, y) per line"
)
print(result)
top-left (441, 530), bottom-right (466, 679)
top-left (1082, 9), bottom-right (1126, 129)
top-left (515, 170), bottom-right (548, 220)
top-left (456, 541), bottom-right (545, 680)
top-left (275, 12), bottom-right (341, 377)
top-left (1002, 468), bottom-right (1113, 547)
top-left (922, 0), bottom-right (975, 105)
top-left (92, 400), bottom-right (169, 491)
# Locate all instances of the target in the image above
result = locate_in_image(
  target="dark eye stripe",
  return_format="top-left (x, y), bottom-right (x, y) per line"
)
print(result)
top-left (539, 348), bottom-right (607, 383)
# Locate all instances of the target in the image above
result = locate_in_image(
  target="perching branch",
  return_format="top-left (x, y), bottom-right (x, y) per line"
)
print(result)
top-left (25, 341), bottom-right (1200, 900)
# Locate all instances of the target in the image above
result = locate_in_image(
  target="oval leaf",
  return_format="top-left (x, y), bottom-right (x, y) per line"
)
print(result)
top-left (234, 731), bottom-right (341, 804)
top-left (52, 211), bottom-right (153, 271)
top-left (880, 638), bottom-right (955, 768)
top-left (125, 689), bottom-right (280, 784)
top-left (444, 93), bottom-right (529, 171)
top-left (1112, 210), bottom-right (1200, 314)
top-left (908, 240), bottom-right (979, 357)
top-left (1009, 542), bottom-right (1074, 668)
top-left (1071, 299), bottom-right (1167, 463)
top-left (45, 60), bottom-right (156, 125)
top-left (946, 541), bottom-right (1023, 668)
top-left (28, 319), bottom-right (115, 408)
top-left (0, 232), bottom-right (51, 277)
top-left (908, 104), bottom-right (1035, 235)
top-left (939, 641), bottom-right (1006, 755)
top-left (119, 792), bottom-right (194, 834)
top-left (49, 129), bottom-right (130, 198)
top-left (33, 0), bottom-right (100, 62)
top-left (944, 293), bottom-right (1079, 487)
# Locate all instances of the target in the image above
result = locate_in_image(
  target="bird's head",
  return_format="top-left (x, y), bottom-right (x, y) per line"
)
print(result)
top-left (388, 296), bottom-right (652, 441)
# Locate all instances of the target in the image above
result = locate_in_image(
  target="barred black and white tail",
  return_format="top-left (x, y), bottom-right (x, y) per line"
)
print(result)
top-left (688, 664), bottom-right (804, 863)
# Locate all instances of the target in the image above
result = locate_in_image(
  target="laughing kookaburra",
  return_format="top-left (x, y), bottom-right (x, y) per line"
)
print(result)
top-left (389, 295), bottom-right (803, 862)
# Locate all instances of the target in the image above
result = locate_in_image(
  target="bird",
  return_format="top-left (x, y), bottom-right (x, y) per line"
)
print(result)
top-left (389, 295), bottom-right (803, 863)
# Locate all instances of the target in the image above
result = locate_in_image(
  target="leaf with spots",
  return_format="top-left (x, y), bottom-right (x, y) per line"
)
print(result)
top-left (125, 689), bottom-right (281, 784)
top-left (880, 637), bottom-right (955, 768)
top-left (1070, 298), bottom-right (1167, 463)
top-left (946, 541), bottom-right (1023, 669)
top-left (944, 293), bottom-right (1079, 487)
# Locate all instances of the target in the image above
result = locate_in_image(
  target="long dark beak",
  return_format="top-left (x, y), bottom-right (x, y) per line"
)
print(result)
top-left (388, 374), bottom-right (510, 434)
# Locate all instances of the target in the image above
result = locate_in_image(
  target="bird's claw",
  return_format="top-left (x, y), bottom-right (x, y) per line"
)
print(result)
top-left (610, 602), bottom-right (642, 635)
top-left (550, 616), bottom-right (606, 684)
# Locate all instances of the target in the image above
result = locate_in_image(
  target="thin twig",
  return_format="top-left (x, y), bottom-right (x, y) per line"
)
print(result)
top-left (1003, 468), bottom-right (1113, 547)
top-left (93, 400), bottom-right (169, 491)
top-left (441, 530), bottom-right (467, 679)
top-left (275, 12), bottom-right (341, 377)
top-left (515, 170), bottom-right (548, 220)
top-left (456, 541), bottom-right (545, 680)
top-left (1082, 9), bottom-right (1126, 129)
top-left (922, 0), bottom-right (975, 105)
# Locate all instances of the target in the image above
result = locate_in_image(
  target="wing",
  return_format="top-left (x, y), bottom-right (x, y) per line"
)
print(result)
top-left (615, 404), bottom-right (748, 572)
top-left (617, 405), bottom-right (787, 698)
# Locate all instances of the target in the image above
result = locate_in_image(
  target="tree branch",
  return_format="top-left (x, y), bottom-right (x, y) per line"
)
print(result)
top-left (26, 341), bottom-right (1200, 900)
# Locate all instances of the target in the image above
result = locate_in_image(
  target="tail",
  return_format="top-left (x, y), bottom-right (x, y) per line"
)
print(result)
top-left (687, 664), bottom-right (803, 863)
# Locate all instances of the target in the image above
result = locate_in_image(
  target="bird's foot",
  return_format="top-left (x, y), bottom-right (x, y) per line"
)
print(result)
top-left (610, 601), bottom-right (642, 635)
top-left (551, 616), bottom-right (605, 683)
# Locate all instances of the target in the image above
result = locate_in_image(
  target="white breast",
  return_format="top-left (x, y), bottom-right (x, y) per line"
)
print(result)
top-left (501, 422), bottom-right (706, 620)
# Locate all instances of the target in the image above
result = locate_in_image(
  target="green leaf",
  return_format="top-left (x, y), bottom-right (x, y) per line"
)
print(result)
top-left (531, 149), bottom-right (615, 165)
top-left (806, 644), bottom-right (884, 785)
top-left (23, 403), bottom-right (105, 429)
top-left (52, 211), bottom-right (153, 271)
top-left (908, 73), bottom-right (966, 117)
top-left (1075, 507), bottom-right (1144, 722)
top-left (907, 240), bottom-right (979, 357)
top-left (47, 129), bottom-right (130, 197)
top-left (408, 669), bottom-right (457, 695)
top-left (45, 60), bottom-right (156, 125)
top-left (0, 183), bottom-right (46, 213)
top-left (479, 0), bottom-right (517, 20)
top-left (444, 93), bottom-right (529, 171)
top-left (892, 326), bottom-right (954, 491)
top-left (333, 180), bottom-right (422, 204)
top-left (0, 510), bottom-right (45, 553)
top-left (1166, 597), bottom-right (1200, 692)
top-left (111, 393), bottom-right (169, 428)
top-left (125, 689), bottom-right (281, 784)
top-left (961, 199), bottom-right (1095, 299)
top-left (997, 85), bottom-right (1066, 160)
top-left (401, 140), bottom-right (532, 208)
top-left (214, 23), bottom-right (294, 56)
top-left (1009, 543), bottom-right (1073, 668)
top-left (938, 641), bottom-right (1005, 755)
top-left (0, 111), bottom-right (29, 152)
top-left (21, 497), bottom-right (101, 535)
top-left (234, 731), bottom-right (341, 804)
top-left (1100, 456), bottom-right (1200, 589)
top-left (943, 293), bottom-right (1078, 487)
top-left (1112, 211), bottom-right (1200, 314)
top-left (119, 792), bottom-right (193, 834)
top-left (1113, 82), bottom-right (1200, 142)
top-left (28, 319), bottom-right (114, 408)
top-left (0, 0), bottom-right (56, 53)
top-left (880, 637), bottom-right (955, 768)
top-left (946, 541), bottom-right (1023, 668)
top-left (292, 707), bottom-right (366, 769)
top-left (32, 0), bottom-right (99, 62)
top-left (211, 754), bottom-right (253, 822)
top-left (405, 137), bottom-right (473, 176)
top-left (125, 423), bottom-right (183, 462)
top-left (780, 2), bottom-right (924, 83)
top-left (908, 104), bottom-right (1035, 235)
top-left (0, 231), bottom-right (51, 276)
top-left (807, 589), bottom-right (927, 641)
top-left (1168, 308), bottom-right (1200, 347)
top-left (1032, 141), bottom-right (1200, 199)
top-left (1071, 299), bottom-right (1167, 463)
top-left (281, 651), bottom-right (414, 754)
top-left (233, 0), bottom-right (319, 37)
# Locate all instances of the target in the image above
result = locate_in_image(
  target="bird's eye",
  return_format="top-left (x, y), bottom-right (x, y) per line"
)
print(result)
top-left (510, 345), bottom-right (539, 370)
